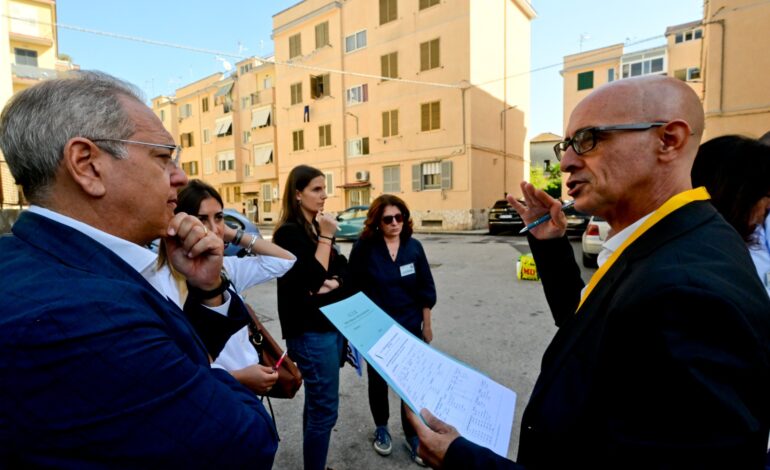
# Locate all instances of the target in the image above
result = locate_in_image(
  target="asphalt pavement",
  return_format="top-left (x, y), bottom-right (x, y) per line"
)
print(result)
top-left (242, 231), bottom-right (594, 469)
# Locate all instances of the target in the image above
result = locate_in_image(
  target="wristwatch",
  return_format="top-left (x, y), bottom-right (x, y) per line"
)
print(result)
top-left (187, 270), bottom-right (231, 300)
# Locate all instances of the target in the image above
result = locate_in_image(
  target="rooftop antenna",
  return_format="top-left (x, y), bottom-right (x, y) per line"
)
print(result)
top-left (579, 33), bottom-right (591, 51)
top-left (215, 56), bottom-right (233, 72)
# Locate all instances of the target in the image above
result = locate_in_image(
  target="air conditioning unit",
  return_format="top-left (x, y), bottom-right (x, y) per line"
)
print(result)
top-left (272, 187), bottom-right (279, 200)
top-left (355, 170), bottom-right (370, 182)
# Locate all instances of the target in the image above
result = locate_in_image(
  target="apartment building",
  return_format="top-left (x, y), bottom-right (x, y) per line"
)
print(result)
top-left (272, 0), bottom-right (535, 230)
top-left (562, 0), bottom-right (770, 141)
top-left (0, 0), bottom-right (76, 207)
top-left (530, 132), bottom-right (561, 171)
top-left (152, 59), bottom-right (279, 222)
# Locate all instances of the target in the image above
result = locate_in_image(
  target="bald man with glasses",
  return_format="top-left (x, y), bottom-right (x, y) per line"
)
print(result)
top-left (408, 75), bottom-right (770, 469)
top-left (0, 72), bottom-right (278, 467)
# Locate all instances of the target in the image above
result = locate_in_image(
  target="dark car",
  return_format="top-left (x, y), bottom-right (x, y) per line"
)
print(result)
top-left (488, 199), bottom-right (524, 234)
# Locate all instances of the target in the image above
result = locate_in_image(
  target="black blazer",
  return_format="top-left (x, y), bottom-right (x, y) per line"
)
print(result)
top-left (446, 201), bottom-right (770, 469)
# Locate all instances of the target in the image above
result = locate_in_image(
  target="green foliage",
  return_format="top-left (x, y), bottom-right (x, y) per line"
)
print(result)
top-left (530, 163), bottom-right (562, 198)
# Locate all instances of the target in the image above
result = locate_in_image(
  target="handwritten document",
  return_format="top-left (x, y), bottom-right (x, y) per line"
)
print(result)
top-left (321, 292), bottom-right (516, 457)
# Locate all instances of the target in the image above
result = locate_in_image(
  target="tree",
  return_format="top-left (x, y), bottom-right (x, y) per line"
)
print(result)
top-left (531, 163), bottom-right (561, 199)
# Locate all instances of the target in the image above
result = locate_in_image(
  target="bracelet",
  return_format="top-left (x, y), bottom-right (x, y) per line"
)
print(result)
top-left (232, 229), bottom-right (244, 246)
top-left (187, 271), bottom-right (230, 300)
top-left (319, 234), bottom-right (334, 241)
top-left (245, 234), bottom-right (258, 255)
top-left (318, 238), bottom-right (332, 245)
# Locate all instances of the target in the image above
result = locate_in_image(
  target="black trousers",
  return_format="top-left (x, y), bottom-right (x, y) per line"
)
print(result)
top-left (367, 362), bottom-right (416, 439)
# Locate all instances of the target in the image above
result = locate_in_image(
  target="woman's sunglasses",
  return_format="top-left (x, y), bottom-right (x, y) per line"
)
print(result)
top-left (382, 213), bottom-right (404, 224)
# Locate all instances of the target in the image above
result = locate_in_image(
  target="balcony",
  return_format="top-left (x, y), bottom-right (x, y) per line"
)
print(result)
top-left (12, 63), bottom-right (60, 82)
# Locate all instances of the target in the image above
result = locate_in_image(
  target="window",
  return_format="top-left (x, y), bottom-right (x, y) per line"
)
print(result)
top-left (419, 0), bottom-right (440, 9)
top-left (250, 92), bottom-right (260, 105)
top-left (310, 74), bottom-right (330, 99)
top-left (215, 116), bottom-right (233, 137)
top-left (262, 183), bottom-right (273, 213)
top-left (251, 106), bottom-right (272, 128)
top-left (14, 48), bottom-right (37, 66)
top-left (290, 82), bottom-right (303, 105)
top-left (380, 0), bottom-right (397, 25)
top-left (217, 150), bottom-right (235, 172)
top-left (325, 172), bottom-right (334, 196)
top-left (694, 29), bottom-right (702, 39)
top-left (622, 56), bottom-right (664, 78)
top-left (204, 159), bottom-right (213, 175)
top-left (240, 63), bottom-right (253, 75)
top-left (687, 67), bottom-right (701, 81)
top-left (179, 103), bottom-right (193, 119)
top-left (242, 131), bottom-right (250, 144)
top-left (292, 130), bottom-right (305, 151)
top-left (674, 69), bottom-right (687, 81)
top-left (607, 68), bottom-right (615, 83)
top-left (180, 132), bottom-right (194, 148)
top-left (159, 110), bottom-right (165, 122)
top-left (289, 34), bottom-right (302, 59)
top-left (412, 161), bottom-right (452, 191)
top-left (203, 129), bottom-right (211, 144)
top-left (202, 97), bottom-right (209, 112)
top-left (234, 186), bottom-right (241, 203)
top-left (345, 30), bottom-right (367, 53)
top-left (253, 144), bottom-right (274, 165)
top-left (420, 101), bottom-right (440, 132)
top-left (181, 161), bottom-right (199, 176)
top-left (346, 84), bottom-right (368, 105)
top-left (381, 52), bottom-right (398, 80)
top-left (382, 109), bottom-right (399, 137)
top-left (419, 38), bottom-right (440, 71)
top-left (319, 124), bottom-right (332, 147)
top-left (263, 76), bottom-right (273, 89)
top-left (577, 71), bottom-right (594, 91)
top-left (675, 33), bottom-right (683, 43)
top-left (383, 166), bottom-right (401, 192)
top-left (347, 137), bottom-right (370, 156)
top-left (315, 22), bottom-right (329, 49)
top-left (241, 97), bottom-right (250, 109)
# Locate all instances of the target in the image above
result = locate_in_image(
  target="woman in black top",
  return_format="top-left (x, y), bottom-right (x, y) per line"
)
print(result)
top-left (348, 194), bottom-right (437, 466)
top-left (272, 165), bottom-right (347, 470)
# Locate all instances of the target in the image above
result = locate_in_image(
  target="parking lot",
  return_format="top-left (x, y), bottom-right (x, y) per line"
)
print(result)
top-left (242, 231), bottom-right (594, 469)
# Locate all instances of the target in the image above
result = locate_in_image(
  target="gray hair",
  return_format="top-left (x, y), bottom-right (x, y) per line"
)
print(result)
top-left (0, 70), bottom-right (145, 203)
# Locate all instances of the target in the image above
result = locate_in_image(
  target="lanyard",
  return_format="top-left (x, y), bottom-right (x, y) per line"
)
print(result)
top-left (577, 187), bottom-right (711, 312)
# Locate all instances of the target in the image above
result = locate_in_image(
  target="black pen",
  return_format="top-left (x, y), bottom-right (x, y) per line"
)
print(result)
top-left (519, 200), bottom-right (576, 234)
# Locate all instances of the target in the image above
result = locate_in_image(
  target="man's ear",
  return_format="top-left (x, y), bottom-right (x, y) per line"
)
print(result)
top-left (658, 119), bottom-right (691, 162)
top-left (62, 138), bottom-right (107, 197)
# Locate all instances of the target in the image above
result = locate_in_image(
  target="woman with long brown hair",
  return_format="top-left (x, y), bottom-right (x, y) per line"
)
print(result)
top-left (272, 165), bottom-right (348, 470)
top-left (348, 194), bottom-right (436, 466)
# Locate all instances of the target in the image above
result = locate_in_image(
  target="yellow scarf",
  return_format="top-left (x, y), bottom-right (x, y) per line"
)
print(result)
top-left (577, 187), bottom-right (711, 312)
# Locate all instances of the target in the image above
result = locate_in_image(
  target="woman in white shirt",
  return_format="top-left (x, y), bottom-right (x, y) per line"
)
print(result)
top-left (158, 179), bottom-right (296, 394)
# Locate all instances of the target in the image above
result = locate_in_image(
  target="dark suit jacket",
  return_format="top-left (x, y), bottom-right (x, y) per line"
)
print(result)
top-left (0, 212), bottom-right (278, 468)
top-left (446, 201), bottom-right (770, 469)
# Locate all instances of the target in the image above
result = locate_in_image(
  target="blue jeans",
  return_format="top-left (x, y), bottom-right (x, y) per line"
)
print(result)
top-left (287, 331), bottom-right (344, 470)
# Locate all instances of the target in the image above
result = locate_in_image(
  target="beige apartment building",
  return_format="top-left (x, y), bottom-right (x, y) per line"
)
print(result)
top-left (152, 59), bottom-right (280, 222)
top-left (0, 0), bottom-right (76, 207)
top-left (561, 0), bottom-right (770, 141)
top-left (272, 0), bottom-right (535, 230)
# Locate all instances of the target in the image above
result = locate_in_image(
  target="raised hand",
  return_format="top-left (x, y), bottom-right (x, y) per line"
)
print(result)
top-left (165, 212), bottom-right (224, 290)
top-left (509, 181), bottom-right (567, 239)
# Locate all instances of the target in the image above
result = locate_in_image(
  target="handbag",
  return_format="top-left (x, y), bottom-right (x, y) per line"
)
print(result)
top-left (244, 303), bottom-right (303, 399)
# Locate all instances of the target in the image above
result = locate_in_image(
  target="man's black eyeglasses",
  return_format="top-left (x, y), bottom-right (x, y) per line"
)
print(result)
top-left (382, 214), bottom-right (404, 224)
top-left (553, 122), bottom-right (668, 161)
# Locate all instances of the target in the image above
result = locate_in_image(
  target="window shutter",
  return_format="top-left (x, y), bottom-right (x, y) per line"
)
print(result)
top-left (382, 111), bottom-right (390, 137)
top-left (392, 110), bottom-right (399, 136)
top-left (419, 0), bottom-right (429, 9)
top-left (392, 52), bottom-right (398, 78)
top-left (362, 137), bottom-right (369, 155)
top-left (412, 164), bottom-right (422, 191)
top-left (431, 39), bottom-right (440, 69)
top-left (421, 103), bottom-right (430, 131)
top-left (299, 130), bottom-right (304, 150)
top-left (362, 84), bottom-right (368, 102)
top-left (310, 76), bottom-right (318, 99)
top-left (323, 75), bottom-right (331, 96)
top-left (379, 0), bottom-right (387, 25)
top-left (441, 161), bottom-right (452, 189)
top-left (319, 126), bottom-right (324, 146)
top-left (420, 42), bottom-right (430, 71)
top-left (431, 101), bottom-right (440, 129)
top-left (381, 55), bottom-right (389, 79)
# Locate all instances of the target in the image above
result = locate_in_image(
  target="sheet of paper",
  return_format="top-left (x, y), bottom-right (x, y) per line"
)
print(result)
top-left (321, 292), bottom-right (516, 457)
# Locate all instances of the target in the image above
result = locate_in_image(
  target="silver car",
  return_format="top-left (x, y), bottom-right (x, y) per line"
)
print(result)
top-left (581, 216), bottom-right (610, 267)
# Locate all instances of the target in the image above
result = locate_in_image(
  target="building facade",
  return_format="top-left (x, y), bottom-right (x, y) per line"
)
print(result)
top-left (272, 0), bottom-right (535, 230)
top-left (0, 0), bottom-right (75, 207)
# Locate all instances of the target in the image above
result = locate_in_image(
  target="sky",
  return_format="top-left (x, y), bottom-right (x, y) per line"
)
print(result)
top-left (56, 0), bottom-right (703, 137)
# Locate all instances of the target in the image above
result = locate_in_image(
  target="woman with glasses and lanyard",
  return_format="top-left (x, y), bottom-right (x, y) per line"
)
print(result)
top-left (348, 194), bottom-right (436, 466)
top-left (272, 165), bottom-right (349, 470)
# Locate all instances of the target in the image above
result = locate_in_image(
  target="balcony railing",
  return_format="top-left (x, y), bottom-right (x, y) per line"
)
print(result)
top-left (11, 64), bottom-right (59, 81)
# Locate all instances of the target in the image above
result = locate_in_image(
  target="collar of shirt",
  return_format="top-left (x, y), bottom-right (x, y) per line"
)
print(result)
top-left (28, 205), bottom-right (158, 276)
top-left (597, 213), bottom-right (653, 268)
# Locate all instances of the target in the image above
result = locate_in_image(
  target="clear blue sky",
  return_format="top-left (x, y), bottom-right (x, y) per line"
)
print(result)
top-left (57, 0), bottom-right (703, 138)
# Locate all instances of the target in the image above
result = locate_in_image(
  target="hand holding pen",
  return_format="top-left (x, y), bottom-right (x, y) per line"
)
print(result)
top-left (508, 182), bottom-right (571, 239)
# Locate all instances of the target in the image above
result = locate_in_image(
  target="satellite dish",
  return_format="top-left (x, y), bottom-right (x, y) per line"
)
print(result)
top-left (215, 57), bottom-right (233, 72)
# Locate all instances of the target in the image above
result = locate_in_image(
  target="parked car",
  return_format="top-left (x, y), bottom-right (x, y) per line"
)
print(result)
top-left (223, 209), bottom-right (261, 256)
top-left (335, 205), bottom-right (369, 240)
top-left (563, 202), bottom-right (591, 235)
top-left (488, 199), bottom-right (524, 234)
top-left (146, 208), bottom-right (261, 257)
top-left (581, 216), bottom-right (610, 267)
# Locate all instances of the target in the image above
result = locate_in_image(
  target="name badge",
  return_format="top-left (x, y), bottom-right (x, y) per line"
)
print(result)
top-left (765, 271), bottom-right (770, 287)
top-left (400, 263), bottom-right (416, 277)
